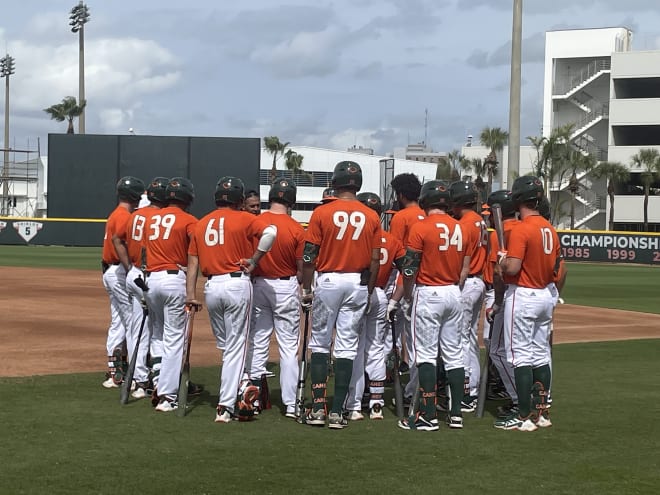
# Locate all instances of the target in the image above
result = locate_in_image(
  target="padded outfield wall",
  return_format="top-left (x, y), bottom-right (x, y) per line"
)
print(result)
top-left (0, 134), bottom-right (260, 247)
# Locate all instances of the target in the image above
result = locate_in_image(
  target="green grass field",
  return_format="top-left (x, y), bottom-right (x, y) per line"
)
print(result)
top-left (1, 340), bottom-right (659, 495)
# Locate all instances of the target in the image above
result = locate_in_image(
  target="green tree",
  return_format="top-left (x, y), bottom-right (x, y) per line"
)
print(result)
top-left (479, 126), bottom-right (508, 196)
top-left (435, 157), bottom-right (452, 180)
top-left (591, 161), bottom-right (631, 231)
top-left (43, 96), bottom-right (86, 134)
top-left (284, 149), bottom-right (308, 180)
top-left (631, 148), bottom-right (660, 231)
top-left (527, 124), bottom-right (573, 195)
top-left (264, 136), bottom-right (290, 182)
top-left (446, 149), bottom-right (465, 181)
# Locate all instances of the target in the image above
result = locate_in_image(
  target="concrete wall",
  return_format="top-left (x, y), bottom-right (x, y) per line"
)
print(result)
top-left (612, 51), bottom-right (660, 78)
top-left (612, 195), bottom-right (660, 223)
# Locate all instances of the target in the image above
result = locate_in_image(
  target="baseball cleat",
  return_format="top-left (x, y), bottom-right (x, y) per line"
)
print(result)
top-left (494, 415), bottom-right (538, 432)
top-left (397, 414), bottom-right (439, 431)
top-left (460, 397), bottom-right (478, 413)
top-left (102, 377), bottom-right (119, 389)
top-left (369, 404), bottom-right (384, 420)
top-left (155, 399), bottom-right (178, 413)
top-left (447, 415), bottom-right (464, 429)
top-left (304, 409), bottom-right (326, 426)
top-left (131, 387), bottom-right (147, 399)
top-left (535, 413), bottom-right (552, 428)
top-left (214, 406), bottom-right (235, 423)
top-left (347, 410), bottom-right (364, 421)
top-left (327, 412), bottom-right (349, 429)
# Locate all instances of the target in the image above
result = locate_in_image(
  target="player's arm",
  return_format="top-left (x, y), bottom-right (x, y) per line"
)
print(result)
top-left (459, 254), bottom-right (471, 291)
top-left (241, 224), bottom-right (277, 273)
top-left (399, 247), bottom-right (421, 302)
top-left (367, 247), bottom-right (380, 295)
top-left (503, 257), bottom-right (522, 276)
top-left (112, 232), bottom-right (131, 272)
top-left (186, 254), bottom-right (200, 305)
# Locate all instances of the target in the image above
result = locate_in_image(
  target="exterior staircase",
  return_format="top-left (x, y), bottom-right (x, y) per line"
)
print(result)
top-left (552, 59), bottom-right (611, 98)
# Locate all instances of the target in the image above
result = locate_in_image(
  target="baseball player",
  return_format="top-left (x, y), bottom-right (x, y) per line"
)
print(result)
top-left (101, 176), bottom-right (145, 388)
top-left (450, 180), bottom-right (488, 412)
top-left (493, 176), bottom-right (563, 431)
top-left (398, 180), bottom-right (470, 431)
top-left (246, 177), bottom-right (304, 419)
top-left (301, 161), bottom-right (381, 429)
top-left (186, 176), bottom-right (277, 423)
top-left (143, 178), bottom-right (198, 412)
top-left (387, 173), bottom-right (425, 400)
top-left (484, 190), bottom-right (520, 412)
top-left (113, 176), bottom-right (170, 398)
top-left (345, 192), bottom-right (405, 421)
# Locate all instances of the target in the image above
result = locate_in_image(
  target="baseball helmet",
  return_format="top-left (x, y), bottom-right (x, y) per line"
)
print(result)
top-left (214, 176), bottom-right (245, 205)
top-left (357, 192), bottom-right (383, 215)
top-left (321, 187), bottom-right (337, 203)
top-left (486, 190), bottom-right (516, 218)
top-left (166, 177), bottom-right (195, 205)
top-left (449, 180), bottom-right (478, 207)
top-left (331, 161), bottom-right (362, 191)
top-left (116, 176), bottom-right (145, 202)
top-left (538, 196), bottom-right (551, 220)
top-left (269, 177), bottom-right (297, 206)
top-left (146, 176), bottom-right (170, 204)
top-left (511, 175), bottom-right (544, 207)
top-left (419, 180), bottom-right (451, 209)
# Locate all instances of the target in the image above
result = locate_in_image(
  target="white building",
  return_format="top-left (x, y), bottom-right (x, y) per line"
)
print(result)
top-left (0, 155), bottom-right (47, 218)
top-left (259, 145), bottom-right (438, 222)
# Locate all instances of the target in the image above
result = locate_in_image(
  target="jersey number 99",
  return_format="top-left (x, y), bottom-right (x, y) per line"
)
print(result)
top-left (333, 211), bottom-right (366, 240)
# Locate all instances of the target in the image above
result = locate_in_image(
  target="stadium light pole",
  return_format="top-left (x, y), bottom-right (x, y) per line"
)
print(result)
top-left (507, 0), bottom-right (523, 188)
top-left (70, 1), bottom-right (90, 134)
top-left (0, 54), bottom-right (15, 217)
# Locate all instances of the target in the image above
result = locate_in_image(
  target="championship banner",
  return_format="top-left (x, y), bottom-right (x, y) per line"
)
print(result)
top-left (13, 221), bottom-right (44, 243)
top-left (558, 230), bottom-right (660, 265)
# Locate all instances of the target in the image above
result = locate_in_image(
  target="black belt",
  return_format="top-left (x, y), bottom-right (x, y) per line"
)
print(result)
top-left (208, 272), bottom-right (243, 280)
top-left (485, 283), bottom-right (494, 291)
top-left (145, 269), bottom-right (179, 277)
top-left (101, 261), bottom-right (120, 273)
top-left (467, 274), bottom-right (482, 278)
top-left (279, 276), bottom-right (292, 280)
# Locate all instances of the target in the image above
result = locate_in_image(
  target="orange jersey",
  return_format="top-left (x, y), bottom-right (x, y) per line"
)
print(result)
top-left (376, 230), bottom-right (405, 289)
top-left (389, 205), bottom-right (425, 244)
top-left (122, 206), bottom-right (158, 266)
top-left (505, 215), bottom-right (561, 288)
top-left (407, 213), bottom-right (466, 286)
top-left (253, 211), bottom-right (305, 279)
top-left (485, 219), bottom-right (521, 284)
top-left (189, 208), bottom-right (269, 276)
top-left (305, 198), bottom-right (381, 273)
top-left (459, 210), bottom-right (488, 275)
top-left (102, 205), bottom-right (132, 264)
top-left (144, 205), bottom-right (197, 272)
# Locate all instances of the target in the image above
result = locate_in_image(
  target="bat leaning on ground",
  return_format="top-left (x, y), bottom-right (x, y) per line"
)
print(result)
top-left (295, 308), bottom-right (311, 423)
top-left (389, 317), bottom-right (405, 421)
top-left (120, 300), bottom-right (149, 405)
top-left (176, 303), bottom-right (202, 417)
top-left (475, 204), bottom-right (507, 418)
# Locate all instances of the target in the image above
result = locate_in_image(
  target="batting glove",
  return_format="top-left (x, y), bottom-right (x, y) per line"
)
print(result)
top-left (485, 303), bottom-right (501, 324)
top-left (386, 299), bottom-right (399, 322)
top-left (497, 250), bottom-right (508, 265)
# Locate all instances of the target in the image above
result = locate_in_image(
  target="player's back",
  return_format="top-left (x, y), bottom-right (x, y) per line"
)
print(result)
top-left (306, 198), bottom-right (381, 273)
top-left (375, 230), bottom-right (404, 289)
top-left (144, 205), bottom-right (197, 272)
top-left (389, 205), bottom-right (425, 244)
top-left (505, 215), bottom-right (560, 288)
top-left (102, 205), bottom-right (131, 263)
top-left (192, 208), bottom-right (267, 276)
top-left (125, 206), bottom-right (157, 266)
top-left (253, 211), bottom-right (304, 278)
top-left (459, 209), bottom-right (488, 275)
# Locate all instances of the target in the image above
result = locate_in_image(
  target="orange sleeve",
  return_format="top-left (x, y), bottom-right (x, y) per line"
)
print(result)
top-left (407, 223), bottom-right (424, 252)
top-left (188, 231), bottom-right (199, 256)
top-left (305, 208), bottom-right (323, 246)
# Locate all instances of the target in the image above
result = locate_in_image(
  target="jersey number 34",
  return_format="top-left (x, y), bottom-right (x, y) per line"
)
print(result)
top-left (436, 223), bottom-right (463, 252)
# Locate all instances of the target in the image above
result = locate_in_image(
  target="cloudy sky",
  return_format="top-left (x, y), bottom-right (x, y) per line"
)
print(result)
top-left (2, 0), bottom-right (660, 157)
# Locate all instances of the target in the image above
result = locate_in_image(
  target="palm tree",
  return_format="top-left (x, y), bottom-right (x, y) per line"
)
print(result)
top-left (591, 161), bottom-right (631, 231)
top-left (264, 136), bottom-right (290, 182)
top-left (631, 148), bottom-right (660, 231)
top-left (435, 157), bottom-right (451, 180)
top-left (284, 149), bottom-right (308, 181)
top-left (527, 124), bottom-right (574, 195)
top-left (469, 157), bottom-right (488, 202)
top-left (446, 149), bottom-right (465, 181)
top-left (479, 127), bottom-right (508, 196)
top-left (566, 150), bottom-right (596, 229)
top-left (43, 96), bottom-right (86, 134)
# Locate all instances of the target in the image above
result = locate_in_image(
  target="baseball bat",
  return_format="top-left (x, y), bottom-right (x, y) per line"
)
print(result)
top-left (120, 304), bottom-right (148, 405)
top-left (176, 304), bottom-right (200, 417)
top-left (390, 318), bottom-right (405, 421)
top-left (492, 204), bottom-right (507, 253)
top-left (295, 308), bottom-right (311, 423)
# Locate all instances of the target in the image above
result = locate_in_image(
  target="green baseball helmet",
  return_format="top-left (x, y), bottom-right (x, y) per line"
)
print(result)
top-left (511, 175), bottom-right (544, 208)
top-left (449, 180), bottom-right (478, 207)
top-left (116, 176), bottom-right (145, 202)
top-left (486, 190), bottom-right (516, 218)
top-left (419, 180), bottom-right (451, 209)
top-left (147, 177), bottom-right (170, 205)
top-left (331, 161), bottom-right (362, 191)
top-left (357, 192), bottom-right (382, 215)
top-left (269, 177), bottom-right (297, 206)
top-left (214, 176), bottom-right (245, 205)
top-left (166, 177), bottom-right (195, 205)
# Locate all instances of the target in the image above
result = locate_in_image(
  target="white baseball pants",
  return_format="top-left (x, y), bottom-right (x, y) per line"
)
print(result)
top-left (461, 277), bottom-right (485, 397)
top-left (125, 266), bottom-right (151, 383)
top-left (102, 264), bottom-right (131, 354)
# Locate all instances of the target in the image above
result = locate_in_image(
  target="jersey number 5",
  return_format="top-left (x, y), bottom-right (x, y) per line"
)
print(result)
top-left (436, 223), bottom-right (463, 251)
top-left (333, 211), bottom-right (366, 240)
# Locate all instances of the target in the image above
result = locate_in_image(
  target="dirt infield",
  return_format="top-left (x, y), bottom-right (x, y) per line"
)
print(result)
top-left (2, 266), bottom-right (659, 378)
